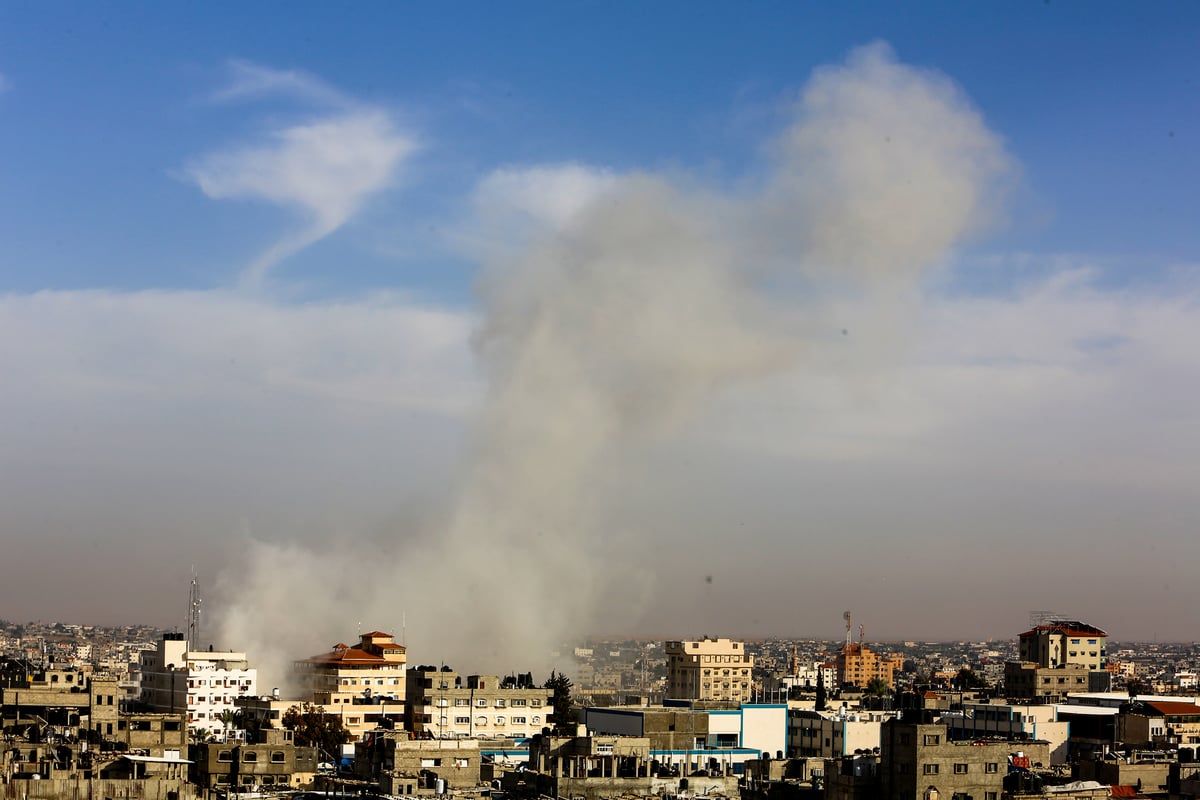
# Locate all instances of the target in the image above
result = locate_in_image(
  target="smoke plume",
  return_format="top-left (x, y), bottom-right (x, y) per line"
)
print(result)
top-left (214, 42), bottom-right (1011, 686)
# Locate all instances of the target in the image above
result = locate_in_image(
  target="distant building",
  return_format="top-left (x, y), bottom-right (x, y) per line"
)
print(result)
top-left (404, 668), bottom-right (552, 740)
top-left (139, 632), bottom-right (257, 737)
top-left (837, 643), bottom-right (901, 690)
top-left (665, 637), bottom-right (753, 702)
top-left (1019, 620), bottom-right (1108, 670)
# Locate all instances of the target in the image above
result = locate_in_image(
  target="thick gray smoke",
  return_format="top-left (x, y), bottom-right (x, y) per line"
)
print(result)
top-left (213, 42), bottom-right (1011, 686)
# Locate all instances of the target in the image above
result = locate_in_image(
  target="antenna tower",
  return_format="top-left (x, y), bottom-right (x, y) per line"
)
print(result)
top-left (843, 611), bottom-right (852, 648)
top-left (187, 570), bottom-right (202, 649)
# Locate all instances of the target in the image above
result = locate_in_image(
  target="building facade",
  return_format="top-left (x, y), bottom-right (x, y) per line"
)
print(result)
top-left (139, 632), bottom-right (257, 737)
top-left (404, 668), bottom-right (552, 740)
top-left (880, 720), bottom-right (1049, 800)
top-left (836, 643), bottom-right (901, 690)
top-left (665, 638), bottom-right (753, 702)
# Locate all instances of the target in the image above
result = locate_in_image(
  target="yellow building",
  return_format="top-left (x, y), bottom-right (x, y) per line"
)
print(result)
top-left (836, 643), bottom-right (898, 690)
top-left (293, 630), bottom-right (407, 740)
top-left (665, 637), bottom-right (753, 702)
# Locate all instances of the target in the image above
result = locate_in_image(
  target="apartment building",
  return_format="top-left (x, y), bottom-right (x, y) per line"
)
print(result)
top-left (139, 632), bottom-right (257, 736)
top-left (880, 719), bottom-right (1049, 800)
top-left (1019, 620), bottom-right (1108, 670)
top-left (665, 637), bottom-right (753, 702)
top-left (404, 668), bottom-right (551, 739)
top-left (837, 643), bottom-right (902, 690)
top-left (292, 630), bottom-right (407, 741)
top-left (295, 630), bottom-right (406, 704)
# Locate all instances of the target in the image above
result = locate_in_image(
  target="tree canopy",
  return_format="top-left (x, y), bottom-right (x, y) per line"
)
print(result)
top-left (544, 671), bottom-right (575, 735)
top-left (281, 702), bottom-right (351, 757)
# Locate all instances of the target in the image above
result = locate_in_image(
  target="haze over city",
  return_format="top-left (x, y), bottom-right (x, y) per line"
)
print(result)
top-left (2, 4), bottom-right (1199, 668)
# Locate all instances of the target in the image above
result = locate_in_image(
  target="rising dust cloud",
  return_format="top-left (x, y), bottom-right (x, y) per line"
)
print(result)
top-left (214, 43), bottom-right (1012, 687)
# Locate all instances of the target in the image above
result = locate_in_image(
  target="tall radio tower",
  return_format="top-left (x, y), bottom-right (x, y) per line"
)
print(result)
top-left (187, 570), bottom-right (202, 649)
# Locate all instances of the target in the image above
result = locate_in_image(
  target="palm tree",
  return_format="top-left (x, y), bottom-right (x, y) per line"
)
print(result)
top-left (217, 709), bottom-right (238, 742)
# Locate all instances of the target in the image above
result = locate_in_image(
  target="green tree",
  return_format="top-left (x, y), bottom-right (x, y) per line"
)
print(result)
top-left (815, 669), bottom-right (828, 711)
top-left (216, 709), bottom-right (238, 742)
top-left (954, 668), bottom-right (988, 690)
top-left (864, 677), bottom-right (890, 697)
top-left (1127, 677), bottom-right (1148, 698)
top-left (282, 703), bottom-right (351, 758)
top-left (544, 671), bottom-right (575, 735)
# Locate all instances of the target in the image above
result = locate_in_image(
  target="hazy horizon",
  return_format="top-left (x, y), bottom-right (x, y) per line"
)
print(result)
top-left (2, 5), bottom-right (1199, 672)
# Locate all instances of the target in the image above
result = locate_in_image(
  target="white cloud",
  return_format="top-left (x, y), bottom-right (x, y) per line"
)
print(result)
top-left (186, 63), bottom-right (417, 287)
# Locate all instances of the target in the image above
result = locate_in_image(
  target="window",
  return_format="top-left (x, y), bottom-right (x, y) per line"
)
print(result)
top-left (923, 764), bottom-right (939, 775)
top-left (953, 763), bottom-right (967, 774)
top-left (272, 751), bottom-right (286, 763)
top-left (455, 699), bottom-right (469, 706)
top-left (531, 699), bottom-right (542, 707)
top-left (512, 716), bottom-right (526, 724)
top-left (244, 751), bottom-right (258, 762)
top-left (532, 716), bottom-right (541, 724)
top-left (476, 716), bottom-right (487, 726)
top-left (218, 750), bottom-right (233, 762)
top-left (495, 699), bottom-right (506, 707)
top-left (512, 699), bottom-right (527, 706)
top-left (496, 716), bottom-right (505, 725)
top-left (923, 734), bottom-right (940, 746)
top-left (985, 763), bottom-right (998, 774)
top-left (455, 716), bottom-right (469, 725)
top-left (986, 793), bottom-right (998, 800)
top-left (476, 699), bottom-right (487, 707)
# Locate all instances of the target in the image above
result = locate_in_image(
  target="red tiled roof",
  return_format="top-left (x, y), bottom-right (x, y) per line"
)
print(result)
top-left (303, 646), bottom-right (390, 665)
top-left (1144, 700), bottom-right (1200, 716)
top-left (1018, 621), bottom-right (1107, 638)
top-left (360, 631), bottom-right (393, 639)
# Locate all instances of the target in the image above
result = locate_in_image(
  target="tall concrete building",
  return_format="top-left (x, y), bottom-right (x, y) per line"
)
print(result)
top-left (665, 637), bottom-right (753, 702)
top-left (139, 632), bottom-right (257, 737)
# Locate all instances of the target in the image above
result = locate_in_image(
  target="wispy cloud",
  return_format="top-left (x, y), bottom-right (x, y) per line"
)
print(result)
top-left (211, 59), bottom-right (349, 108)
top-left (185, 62), bottom-right (417, 288)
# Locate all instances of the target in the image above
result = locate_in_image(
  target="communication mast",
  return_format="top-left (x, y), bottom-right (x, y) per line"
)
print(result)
top-left (186, 570), bottom-right (202, 649)
top-left (843, 611), bottom-right (852, 648)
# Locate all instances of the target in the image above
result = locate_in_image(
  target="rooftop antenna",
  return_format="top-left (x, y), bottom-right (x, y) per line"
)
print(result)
top-left (843, 611), bottom-right (852, 648)
top-left (187, 569), bottom-right (202, 650)
top-left (859, 623), bottom-right (865, 648)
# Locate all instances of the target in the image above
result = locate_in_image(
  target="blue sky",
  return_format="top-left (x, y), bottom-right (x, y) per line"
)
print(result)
top-left (3, 2), bottom-right (1197, 296)
top-left (2, 3), bottom-right (1200, 661)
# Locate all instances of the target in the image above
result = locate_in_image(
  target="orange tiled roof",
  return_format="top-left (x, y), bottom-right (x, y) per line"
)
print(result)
top-left (303, 646), bottom-right (391, 665)
top-left (1144, 700), bottom-right (1200, 717)
top-left (360, 631), bottom-right (393, 639)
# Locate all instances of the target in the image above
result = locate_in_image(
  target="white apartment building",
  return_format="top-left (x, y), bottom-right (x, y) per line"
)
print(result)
top-left (665, 637), bottom-right (754, 702)
top-left (139, 632), bottom-right (257, 738)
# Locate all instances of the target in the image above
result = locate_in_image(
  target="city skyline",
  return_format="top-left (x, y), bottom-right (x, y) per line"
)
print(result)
top-left (1, 4), bottom-right (1199, 662)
